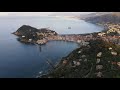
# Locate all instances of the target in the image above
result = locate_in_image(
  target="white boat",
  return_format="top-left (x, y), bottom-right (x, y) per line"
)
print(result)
top-left (68, 27), bottom-right (71, 29)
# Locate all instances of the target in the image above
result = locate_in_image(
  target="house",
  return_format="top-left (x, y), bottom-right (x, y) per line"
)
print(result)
top-left (22, 36), bottom-right (25, 38)
top-left (77, 40), bottom-right (81, 43)
top-left (28, 39), bottom-right (32, 42)
top-left (98, 32), bottom-right (106, 36)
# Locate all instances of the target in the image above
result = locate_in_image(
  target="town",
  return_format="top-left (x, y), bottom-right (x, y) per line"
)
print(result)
top-left (13, 24), bottom-right (120, 48)
top-left (97, 23), bottom-right (120, 45)
top-left (37, 23), bottom-right (120, 46)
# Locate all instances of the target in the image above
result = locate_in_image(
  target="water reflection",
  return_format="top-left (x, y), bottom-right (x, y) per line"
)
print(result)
top-left (35, 44), bottom-right (42, 53)
top-left (39, 45), bottom-right (42, 52)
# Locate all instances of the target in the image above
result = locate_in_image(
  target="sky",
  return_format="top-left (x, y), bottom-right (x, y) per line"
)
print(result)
top-left (0, 12), bottom-right (94, 17)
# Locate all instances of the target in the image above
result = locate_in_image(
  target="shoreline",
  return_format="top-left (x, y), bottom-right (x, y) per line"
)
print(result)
top-left (13, 31), bottom-right (92, 46)
top-left (39, 38), bottom-right (120, 78)
top-left (12, 19), bottom-right (107, 78)
top-left (36, 22), bottom-right (120, 78)
top-left (12, 22), bottom-right (104, 78)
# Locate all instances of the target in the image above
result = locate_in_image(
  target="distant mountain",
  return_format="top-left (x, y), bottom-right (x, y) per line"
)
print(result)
top-left (50, 12), bottom-right (114, 19)
top-left (80, 12), bottom-right (112, 19)
top-left (83, 12), bottom-right (120, 24)
top-left (50, 12), bottom-right (94, 18)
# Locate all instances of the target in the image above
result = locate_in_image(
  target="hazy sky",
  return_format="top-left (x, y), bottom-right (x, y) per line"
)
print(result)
top-left (0, 12), bottom-right (94, 16)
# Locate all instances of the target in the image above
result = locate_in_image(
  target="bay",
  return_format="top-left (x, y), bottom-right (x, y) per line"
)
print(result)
top-left (0, 16), bottom-right (103, 78)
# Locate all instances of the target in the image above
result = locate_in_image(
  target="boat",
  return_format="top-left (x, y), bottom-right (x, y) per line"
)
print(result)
top-left (68, 27), bottom-right (71, 29)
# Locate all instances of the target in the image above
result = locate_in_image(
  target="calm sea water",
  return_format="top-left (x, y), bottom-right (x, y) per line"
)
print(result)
top-left (0, 16), bottom-right (103, 78)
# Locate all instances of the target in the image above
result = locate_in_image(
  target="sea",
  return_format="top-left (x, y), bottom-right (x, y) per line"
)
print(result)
top-left (0, 16), bottom-right (103, 78)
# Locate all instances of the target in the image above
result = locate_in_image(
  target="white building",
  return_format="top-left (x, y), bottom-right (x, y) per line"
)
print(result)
top-left (28, 39), bottom-right (32, 42)
top-left (22, 36), bottom-right (25, 38)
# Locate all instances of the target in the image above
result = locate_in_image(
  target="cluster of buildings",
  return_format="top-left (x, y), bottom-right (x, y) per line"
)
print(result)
top-left (36, 38), bottom-right (48, 45)
top-left (16, 23), bottom-right (120, 46)
top-left (101, 23), bottom-right (120, 34)
top-left (101, 36), bottom-right (120, 45)
top-left (37, 29), bottom-right (57, 37)
top-left (97, 23), bottom-right (120, 45)
top-left (46, 34), bottom-right (94, 43)
top-left (44, 34), bottom-right (94, 46)
top-left (106, 24), bottom-right (120, 34)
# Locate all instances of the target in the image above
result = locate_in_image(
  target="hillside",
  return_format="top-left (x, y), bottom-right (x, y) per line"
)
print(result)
top-left (41, 39), bottom-right (120, 78)
top-left (84, 12), bottom-right (120, 24)
top-left (80, 12), bottom-right (112, 19)
top-left (13, 25), bottom-right (58, 44)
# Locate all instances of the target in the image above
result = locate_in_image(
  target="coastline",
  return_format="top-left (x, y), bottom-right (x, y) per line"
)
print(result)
top-left (13, 31), bottom-right (92, 45)
top-left (39, 38), bottom-right (120, 78)
top-left (36, 20), bottom-right (120, 78)
top-left (1, 13), bottom-right (120, 78)
top-left (12, 19), bottom-right (107, 78)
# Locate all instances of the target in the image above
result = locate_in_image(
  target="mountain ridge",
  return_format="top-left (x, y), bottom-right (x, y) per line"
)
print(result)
top-left (83, 12), bottom-right (120, 24)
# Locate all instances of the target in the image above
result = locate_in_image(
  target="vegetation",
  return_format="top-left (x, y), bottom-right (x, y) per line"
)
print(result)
top-left (13, 25), bottom-right (58, 43)
top-left (42, 39), bottom-right (120, 78)
top-left (84, 13), bottom-right (120, 24)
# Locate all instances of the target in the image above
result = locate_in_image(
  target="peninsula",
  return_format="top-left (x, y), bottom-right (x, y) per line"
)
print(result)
top-left (39, 13), bottom-right (120, 78)
top-left (13, 25), bottom-right (58, 44)
top-left (13, 25), bottom-right (91, 46)
top-left (13, 13), bottom-right (120, 78)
